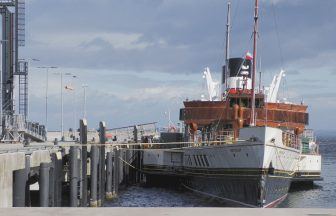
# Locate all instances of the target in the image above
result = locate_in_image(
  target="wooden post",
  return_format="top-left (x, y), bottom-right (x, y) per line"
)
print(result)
top-left (98, 121), bottom-right (106, 206)
top-left (80, 119), bottom-right (88, 207)
top-left (90, 145), bottom-right (99, 207)
top-left (70, 146), bottom-right (79, 207)
top-left (54, 152), bottom-right (63, 207)
top-left (39, 163), bottom-right (50, 207)
top-left (106, 151), bottom-right (113, 200)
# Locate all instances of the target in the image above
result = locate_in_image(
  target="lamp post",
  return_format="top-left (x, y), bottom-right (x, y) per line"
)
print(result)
top-left (63, 73), bottom-right (77, 137)
top-left (82, 84), bottom-right (88, 119)
top-left (37, 66), bottom-right (58, 133)
top-left (54, 72), bottom-right (76, 139)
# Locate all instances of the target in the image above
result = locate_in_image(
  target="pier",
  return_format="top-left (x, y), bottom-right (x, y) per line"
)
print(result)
top-left (0, 119), bottom-right (145, 207)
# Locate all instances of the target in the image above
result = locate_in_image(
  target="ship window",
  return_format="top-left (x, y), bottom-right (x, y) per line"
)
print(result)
top-left (193, 155), bottom-right (198, 166)
top-left (203, 155), bottom-right (210, 167)
top-left (196, 155), bottom-right (202, 167)
top-left (240, 98), bottom-right (249, 108)
top-left (256, 99), bottom-right (264, 108)
top-left (230, 98), bottom-right (238, 107)
top-left (199, 155), bottom-right (206, 167)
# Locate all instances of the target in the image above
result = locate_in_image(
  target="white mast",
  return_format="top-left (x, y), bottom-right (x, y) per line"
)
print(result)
top-left (224, 1), bottom-right (231, 93)
top-left (250, 0), bottom-right (259, 126)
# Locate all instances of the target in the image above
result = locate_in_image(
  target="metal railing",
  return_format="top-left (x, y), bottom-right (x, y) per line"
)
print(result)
top-left (2, 114), bottom-right (47, 142)
top-left (282, 131), bottom-right (300, 150)
top-left (301, 129), bottom-right (319, 155)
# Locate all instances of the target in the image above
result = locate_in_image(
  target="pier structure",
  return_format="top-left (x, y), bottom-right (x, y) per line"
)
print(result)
top-left (0, 0), bottom-right (46, 143)
top-left (0, 119), bottom-right (145, 207)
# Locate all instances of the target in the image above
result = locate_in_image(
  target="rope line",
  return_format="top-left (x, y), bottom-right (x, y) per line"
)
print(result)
top-left (181, 183), bottom-right (257, 208)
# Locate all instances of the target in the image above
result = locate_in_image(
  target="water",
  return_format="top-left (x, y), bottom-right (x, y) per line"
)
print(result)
top-left (106, 136), bottom-right (336, 208)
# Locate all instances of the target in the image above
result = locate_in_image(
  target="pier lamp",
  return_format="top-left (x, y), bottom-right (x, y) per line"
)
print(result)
top-left (82, 84), bottom-right (88, 120)
top-left (53, 71), bottom-right (76, 140)
top-left (37, 66), bottom-right (58, 134)
top-left (64, 73), bottom-right (78, 138)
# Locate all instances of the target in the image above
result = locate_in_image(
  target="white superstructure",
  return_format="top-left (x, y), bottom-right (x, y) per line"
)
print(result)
top-left (144, 127), bottom-right (300, 173)
top-left (265, 70), bottom-right (285, 103)
top-left (203, 67), bottom-right (220, 101)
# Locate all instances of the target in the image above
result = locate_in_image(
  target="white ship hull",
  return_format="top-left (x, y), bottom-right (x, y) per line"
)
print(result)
top-left (143, 127), bottom-right (301, 207)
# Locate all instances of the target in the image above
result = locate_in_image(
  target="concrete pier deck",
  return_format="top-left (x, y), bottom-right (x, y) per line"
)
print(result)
top-left (0, 208), bottom-right (335, 216)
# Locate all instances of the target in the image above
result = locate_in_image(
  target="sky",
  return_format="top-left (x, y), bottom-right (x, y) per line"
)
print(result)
top-left (17, 0), bottom-right (336, 131)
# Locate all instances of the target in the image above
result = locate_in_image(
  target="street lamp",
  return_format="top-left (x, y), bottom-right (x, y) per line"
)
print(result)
top-left (37, 66), bottom-right (58, 133)
top-left (82, 84), bottom-right (88, 119)
top-left (54, 72), bottom-right (76, 139)
top-left (64, 74), bottom-right (78, 135)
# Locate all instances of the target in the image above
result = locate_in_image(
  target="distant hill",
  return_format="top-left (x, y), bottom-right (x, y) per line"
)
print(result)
top-left (315, 130), bottom-right (336, 143)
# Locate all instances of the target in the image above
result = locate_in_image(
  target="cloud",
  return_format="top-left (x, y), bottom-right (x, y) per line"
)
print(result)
top-left (31, 31), bottom-right (157, 51)
top-left (19, 0), bottom-right (336, 131)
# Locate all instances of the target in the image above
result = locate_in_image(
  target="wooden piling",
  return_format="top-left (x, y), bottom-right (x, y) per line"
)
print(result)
top-left (106, 151), bottom-right (113, 200)
top-left (49, 154), bottom-right (56, 207)
top-left (25, 156), bottom-right (31, 207)
top-left (134, 125), bottom-right (141, 183)
top-left (80, 119), bottom-right (88, 207)
top-left (39, 163), bottom-right (50, 207)
top-left (54, 152), bottom-right (63, 207)
top-left (98, 121), bottom-right (106, 206)
top-left (90, 145), bottom-right (99, 207)
top-left (112, 147), bottom-right (119, 197)
top-left (13, 156), bottom-right (30, 207)
top-left (70, 146), bottom-right (79, 207)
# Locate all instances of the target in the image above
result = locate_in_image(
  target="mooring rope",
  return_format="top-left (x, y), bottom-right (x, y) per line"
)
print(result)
top-left (181, 183), bottom-right (257, 208)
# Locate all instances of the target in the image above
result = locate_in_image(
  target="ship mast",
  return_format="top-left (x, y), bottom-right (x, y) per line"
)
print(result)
top-left (250, 0), bottom-right (259, 126)
top-left (224, 1), bottom-right (231, 91)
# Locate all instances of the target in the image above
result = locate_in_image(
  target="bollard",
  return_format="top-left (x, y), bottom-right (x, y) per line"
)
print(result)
top-left (39, 163), bottom-right (50, 207)
top-left (80, 119), bottom-right (88, 207)
top-left (106, 151), bottom-right (113, 200)
top-left (99, 121), bottom-right (106, 206)
top-left (90, 146), bottom-right (99, 207)
top-left (70, 146), bottom-right (79, 207)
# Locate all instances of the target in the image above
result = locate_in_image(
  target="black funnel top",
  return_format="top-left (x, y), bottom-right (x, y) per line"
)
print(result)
top-left (228, 58), bottom-right (252, 78)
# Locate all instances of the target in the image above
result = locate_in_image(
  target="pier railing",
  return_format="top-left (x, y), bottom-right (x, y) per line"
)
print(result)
top-left (2, 114), bottom-right (47, 142)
